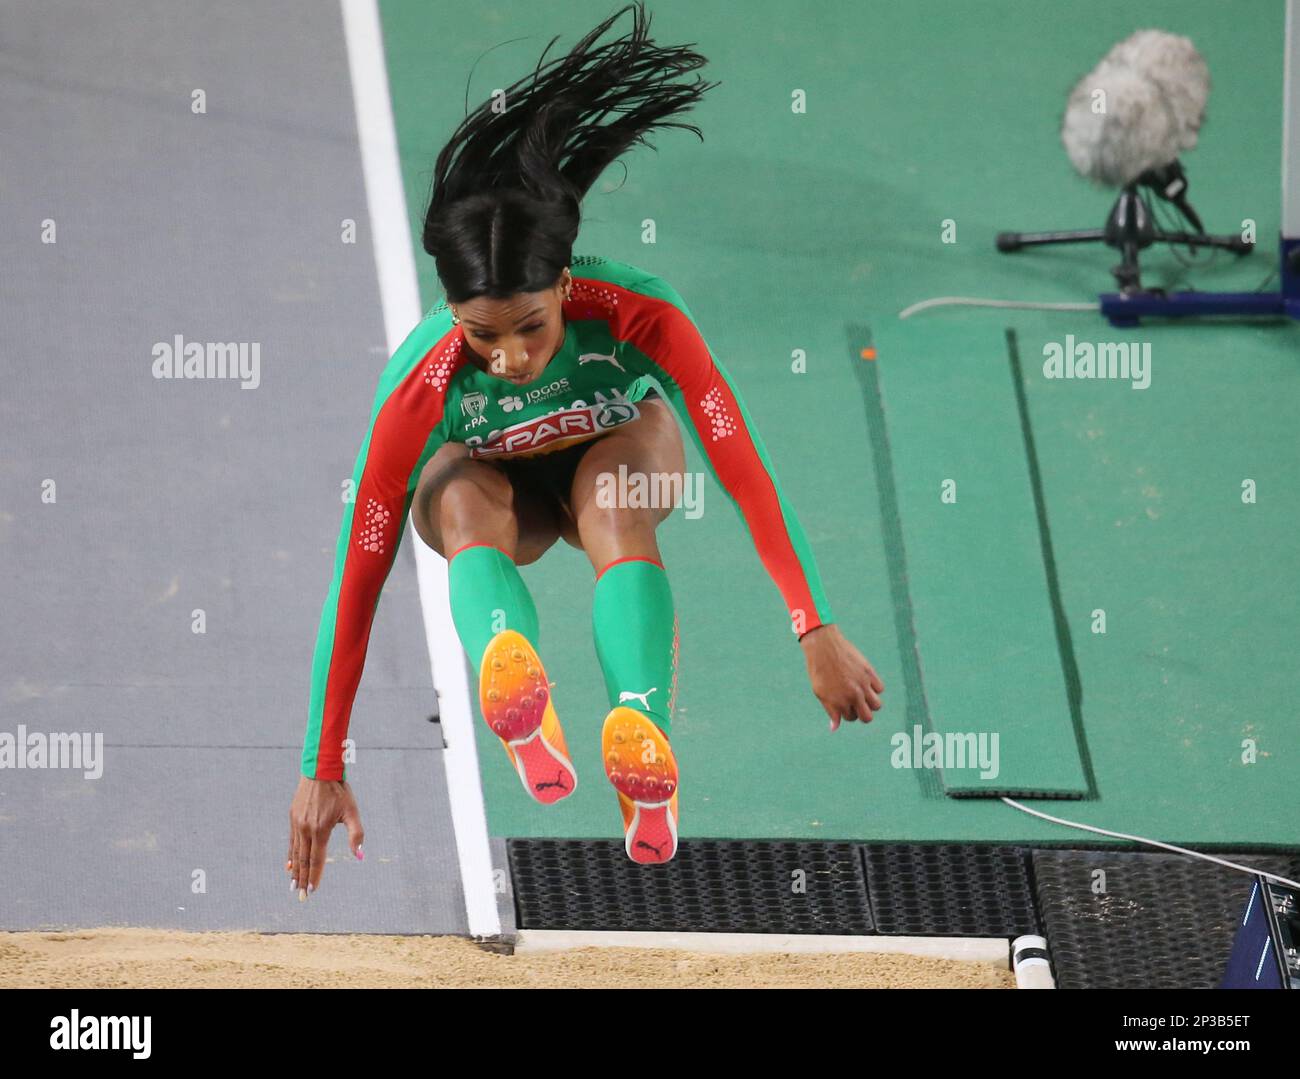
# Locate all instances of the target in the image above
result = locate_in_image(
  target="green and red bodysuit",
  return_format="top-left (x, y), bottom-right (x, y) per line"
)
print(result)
top-left (301, 255), bottom-right (835, 780)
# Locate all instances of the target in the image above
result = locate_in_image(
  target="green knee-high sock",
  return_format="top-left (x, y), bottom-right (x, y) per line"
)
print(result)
top-left (591, 557), bottom-right (678, 737)
top-left (447, 544), bottom-right (540, 679)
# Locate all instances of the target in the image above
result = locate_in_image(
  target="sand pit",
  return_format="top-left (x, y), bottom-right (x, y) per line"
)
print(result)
top-left (0, 928), bottom-right (1016, 988)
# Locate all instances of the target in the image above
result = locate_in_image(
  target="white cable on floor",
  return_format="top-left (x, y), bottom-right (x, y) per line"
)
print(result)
top-left (897, 296), bottom-right (1100, 319)
top-left (1001, 797), bottom-right (1300, 890)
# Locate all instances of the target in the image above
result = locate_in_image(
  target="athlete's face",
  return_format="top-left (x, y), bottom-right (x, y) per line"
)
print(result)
top-left (455, 274), bottom-right (569, 386)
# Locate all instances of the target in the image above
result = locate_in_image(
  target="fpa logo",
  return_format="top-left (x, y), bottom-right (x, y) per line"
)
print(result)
top-left (462, 391), bottom-right (489, 428)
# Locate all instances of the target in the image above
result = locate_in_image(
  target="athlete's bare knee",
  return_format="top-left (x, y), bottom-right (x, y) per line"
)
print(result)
top-left (437, 471), bottom-right (512, 548)
top-left (587, 501), bottom-right (659, 536)
top-left (413, 453), bottom-right (510, 555)
top-left (575, 504), bottom-right (662, 570)
top-left (577, 459), bottom-right (682, 531)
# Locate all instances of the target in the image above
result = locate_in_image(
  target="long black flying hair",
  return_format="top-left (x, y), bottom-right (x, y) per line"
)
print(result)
top-left (421, 1), bottom-right (719, 305)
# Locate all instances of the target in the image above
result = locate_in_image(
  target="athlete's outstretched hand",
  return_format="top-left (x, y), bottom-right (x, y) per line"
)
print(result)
top-left (287, 775), bottom-right (364, 900)
top-left (799, 624), bottom-right (885, 730)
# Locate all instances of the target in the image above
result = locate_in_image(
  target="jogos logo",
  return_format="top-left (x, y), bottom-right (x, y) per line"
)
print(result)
top-left (498, 378), bottom-right (572, 413)
top-left (467, 391), bottom-right (639, 459)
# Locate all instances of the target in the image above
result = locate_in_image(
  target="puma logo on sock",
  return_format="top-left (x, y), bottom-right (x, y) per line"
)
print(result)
top-left (618, 688), bottom-right (658, 710)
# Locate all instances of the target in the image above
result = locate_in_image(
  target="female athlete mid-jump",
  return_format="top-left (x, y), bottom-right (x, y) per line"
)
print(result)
top-left (288, 1), bottom-right (884, 894)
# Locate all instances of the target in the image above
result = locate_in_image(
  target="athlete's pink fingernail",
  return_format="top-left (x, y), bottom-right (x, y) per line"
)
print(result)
top-left (356, 847), bottom-right (364, 861)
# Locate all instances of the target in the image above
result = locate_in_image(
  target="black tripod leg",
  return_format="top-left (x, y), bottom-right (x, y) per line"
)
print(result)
top-left (996, 228), bottom-right (1106, 252)
top-left (1112, 239), bottom-right (1143, 293)
top-left (1157, 230), bottom-right (1255, 255)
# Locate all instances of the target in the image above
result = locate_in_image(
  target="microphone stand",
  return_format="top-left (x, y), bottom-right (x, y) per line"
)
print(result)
top-left (996, 161), bottom-right (1298, 326)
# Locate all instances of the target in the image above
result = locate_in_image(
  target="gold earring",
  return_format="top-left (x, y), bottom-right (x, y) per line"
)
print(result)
top-left (450, 306), bottom-right (460, 325)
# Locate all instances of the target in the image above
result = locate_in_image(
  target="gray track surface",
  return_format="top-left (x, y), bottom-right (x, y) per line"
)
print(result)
top-left (0, 1), bottom-right (472, 933)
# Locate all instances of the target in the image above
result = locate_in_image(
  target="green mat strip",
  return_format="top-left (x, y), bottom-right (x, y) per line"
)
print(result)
top-left (849, 323), bottom-right (942, 799)
top-left (1005, 328), bottom-right (1097, 798)
top-left (869, 321), bottom-right (1089, 797)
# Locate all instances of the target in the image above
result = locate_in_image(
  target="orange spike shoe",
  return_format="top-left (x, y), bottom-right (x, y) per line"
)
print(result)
top-left (480, 629), bottom-right (576, 805)
top-left (601, 705), bottom-right (679, 863)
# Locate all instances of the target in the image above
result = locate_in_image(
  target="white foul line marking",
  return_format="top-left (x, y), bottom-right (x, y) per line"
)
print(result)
top-left (340, 0), bottom-right (499, 939)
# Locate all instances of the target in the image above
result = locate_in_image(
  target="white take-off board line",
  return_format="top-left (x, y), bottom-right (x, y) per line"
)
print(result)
top-left (339, 0), bottom-right (500, 939)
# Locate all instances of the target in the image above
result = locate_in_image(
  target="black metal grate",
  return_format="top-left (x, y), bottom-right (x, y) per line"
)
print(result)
top-left (1032, 849), bottom-right (1300, 989)
top-left (508, 839), bottom-right (874, 934)
top-left (506, 835), bottom-right (1300, 987)
top-left (863, 843), bottom-right (1040, 937)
